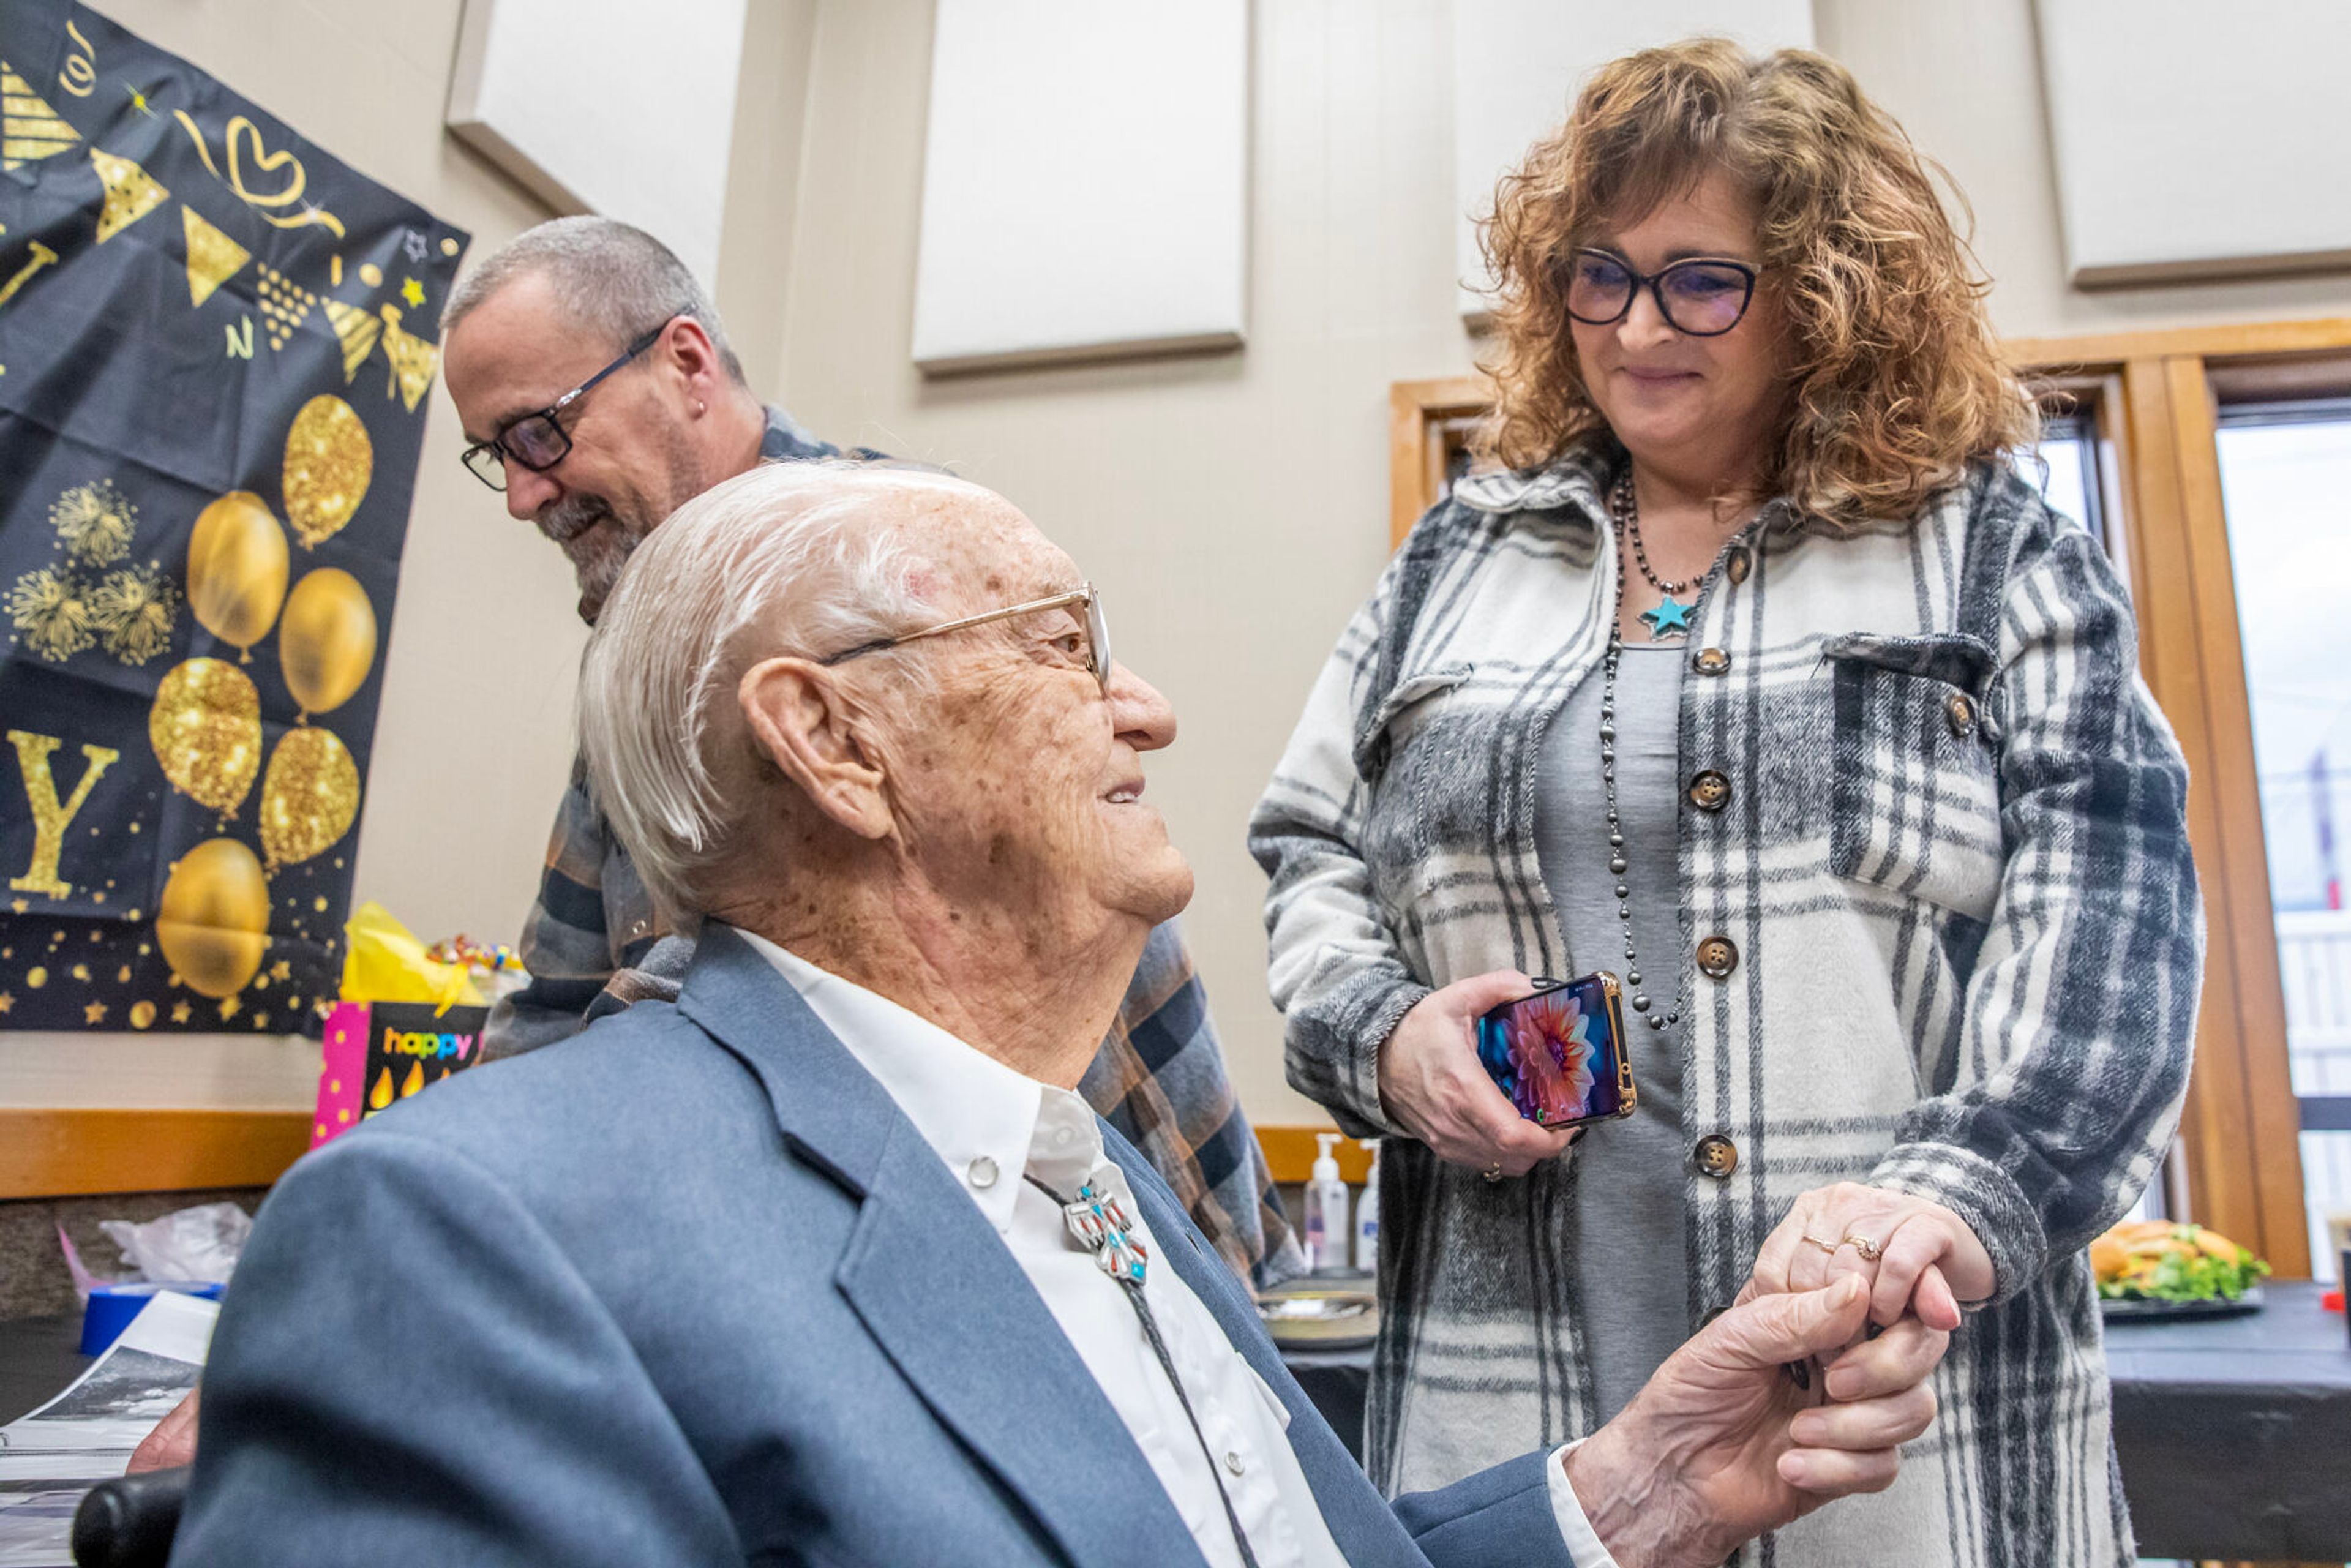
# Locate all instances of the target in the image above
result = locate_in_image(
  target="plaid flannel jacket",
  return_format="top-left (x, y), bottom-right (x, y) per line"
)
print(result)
top-left (1250, 441), bottom-right (2201, 1566)
top-left (483, 408), bottom-right (1298, 1289)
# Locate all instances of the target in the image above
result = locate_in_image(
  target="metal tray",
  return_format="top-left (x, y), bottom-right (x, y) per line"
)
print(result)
top-left (1257, 1287), bottom-right (1379, 1349)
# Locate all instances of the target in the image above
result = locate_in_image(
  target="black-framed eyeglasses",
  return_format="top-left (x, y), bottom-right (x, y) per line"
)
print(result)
top-left (819, 585), bottom-right (1111, 694)
top-left (459, 322), bottom-right (670, 490)
top-left (1562, 250), bottom-right (1760, 337)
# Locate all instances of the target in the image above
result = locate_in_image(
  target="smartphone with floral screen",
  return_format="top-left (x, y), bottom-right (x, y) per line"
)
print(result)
top-left (1474, 973), bottom-right (1638, 1129)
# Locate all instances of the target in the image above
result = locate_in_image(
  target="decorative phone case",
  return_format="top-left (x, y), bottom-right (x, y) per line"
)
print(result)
top-left (1474, 972), bottom-right (1639, 1128)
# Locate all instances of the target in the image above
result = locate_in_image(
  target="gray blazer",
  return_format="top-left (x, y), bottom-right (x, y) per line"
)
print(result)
top-left (171, 927), bottom-right (1578, 1566)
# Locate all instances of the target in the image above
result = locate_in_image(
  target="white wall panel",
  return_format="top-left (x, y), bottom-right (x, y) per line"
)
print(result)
top-left (1451, 0), bottom-right (1814, 318)
top-left (2036, 0), bottom-right (2351, 285)
top-left (446, 0), bottom-right (747, 287)
top-left (911, 0), bottom-right (1249, 373)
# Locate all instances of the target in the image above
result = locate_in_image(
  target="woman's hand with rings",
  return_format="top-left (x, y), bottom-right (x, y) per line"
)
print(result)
top-left (1741, 1183), bottom-right (1995, 1334)
top-left (1377, 971), bottom-right (1579, 1179)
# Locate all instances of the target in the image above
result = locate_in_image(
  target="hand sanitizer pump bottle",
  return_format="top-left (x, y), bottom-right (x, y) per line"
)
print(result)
top-left (1353, 1139), bottom-right (1381, 1274)
top-left (1302, 1132), bottom-right (1349, 1274)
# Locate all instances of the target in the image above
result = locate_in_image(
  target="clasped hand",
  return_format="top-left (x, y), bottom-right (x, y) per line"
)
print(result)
top-left (1742, 1182), bottom-right (1995, 1334)
top-left (1568, 1277), bottom-right (1948, 1568)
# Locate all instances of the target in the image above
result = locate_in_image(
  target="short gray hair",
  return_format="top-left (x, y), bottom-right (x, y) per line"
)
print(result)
top-left (579, 460), bottom-right (977, 923)
top-left (445, 216), bottom-right (745, 384)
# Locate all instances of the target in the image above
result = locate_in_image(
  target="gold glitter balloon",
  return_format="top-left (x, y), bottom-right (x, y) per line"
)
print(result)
top-left (186, 491), bottom-right (288, 656)
top-left (259, 724), bottom-right (359, 869)
top-left (130, 1000), bottom-right (156, 1029)
top-left (278, 568), bottom-right (377, 716)
top-left (280, 396), bottom-right (374, 549)
top-left (156, 838), bottom-right (271, 999)
top-left (149, 657), bottom-right (263, 815)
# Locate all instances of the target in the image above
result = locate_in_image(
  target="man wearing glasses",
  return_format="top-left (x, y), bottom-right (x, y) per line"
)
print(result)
top-left (429, 216), bottom-right (1295, 1290)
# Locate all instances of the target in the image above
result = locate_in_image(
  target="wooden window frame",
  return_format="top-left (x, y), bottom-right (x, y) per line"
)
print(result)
top-left (1354, 318), bottom-right (2351, 1275)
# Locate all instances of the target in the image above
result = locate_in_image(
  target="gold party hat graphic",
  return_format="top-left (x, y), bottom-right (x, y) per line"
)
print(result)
top-left (181, 205), bottom-right (249, 307)
top-left (320, 296), bottom-right (381, 384)
top-left (377, 304), bottom-right (439, 413)
top-left (373, 303), bottom-right (440, 413)
top-left (2, 62), bottom-right (80, 172)
top-left (90, 147), bottom-right (168, 243)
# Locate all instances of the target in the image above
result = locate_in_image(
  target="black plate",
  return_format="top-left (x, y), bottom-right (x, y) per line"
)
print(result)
top-left (2099, 1285), bottom-right (2265, 1321)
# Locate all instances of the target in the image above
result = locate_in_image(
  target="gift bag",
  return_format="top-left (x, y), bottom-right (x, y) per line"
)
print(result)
top-left (310, 903), bottom-right (495, 1147)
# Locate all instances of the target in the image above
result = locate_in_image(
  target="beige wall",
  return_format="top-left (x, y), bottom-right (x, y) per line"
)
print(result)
top-left (1813, 0), bottom-right (2351, 337)
top-left (13, 0), bottom-right (2351, 1125)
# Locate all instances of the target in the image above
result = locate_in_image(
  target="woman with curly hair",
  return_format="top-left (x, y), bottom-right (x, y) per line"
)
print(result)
top-left (1251, 38), bottom-right (2199, 1566)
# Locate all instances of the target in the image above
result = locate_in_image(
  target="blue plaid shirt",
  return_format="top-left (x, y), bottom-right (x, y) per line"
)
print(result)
top-left (484, 407), bottom-right (1298, 1288)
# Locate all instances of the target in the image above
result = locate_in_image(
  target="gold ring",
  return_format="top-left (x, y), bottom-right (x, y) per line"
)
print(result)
top-left (1845, 1234), bottom-right (1882, 1261)
top-left (1482, 1163), bottom-right (1503, 1184)
top-left (1800, 1234), bottom-right (1840, 1255)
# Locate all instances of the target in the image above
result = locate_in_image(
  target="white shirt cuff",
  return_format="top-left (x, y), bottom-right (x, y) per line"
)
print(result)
top-left (1545, 1441), bottom-right (1621, 1567)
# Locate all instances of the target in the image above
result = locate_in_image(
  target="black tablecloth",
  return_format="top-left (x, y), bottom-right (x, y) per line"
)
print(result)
top-left (1275, 1280), bottom-right (2351, 1564)
top-left (2106, 1280), bottom-right (2350, 1562)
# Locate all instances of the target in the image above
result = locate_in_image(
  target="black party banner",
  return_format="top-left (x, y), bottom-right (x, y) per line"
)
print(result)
top-left (0, 1), bottom-right (468, 1033)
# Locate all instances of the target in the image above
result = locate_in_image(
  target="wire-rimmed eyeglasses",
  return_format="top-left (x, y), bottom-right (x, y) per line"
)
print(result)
top-left (459, 321), bottom-right (670, 491)
top-left (818, 585), bottom-right (1111, 694)
top-left (1562, 250), bottom-right (1760, 337)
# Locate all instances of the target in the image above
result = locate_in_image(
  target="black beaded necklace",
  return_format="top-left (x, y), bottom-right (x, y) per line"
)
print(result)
top-left (1602, 471), bottom-right (1707, 1038)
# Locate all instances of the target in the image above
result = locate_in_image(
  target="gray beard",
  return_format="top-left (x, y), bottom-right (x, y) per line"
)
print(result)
top-left (539, 425), bottom-right (711, 625)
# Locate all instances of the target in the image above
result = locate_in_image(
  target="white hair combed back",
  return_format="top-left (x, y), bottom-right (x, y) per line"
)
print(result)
top-left (444, 215), bottom-right (745, 383)
top-left (578, 461), bottom-right (974, 923)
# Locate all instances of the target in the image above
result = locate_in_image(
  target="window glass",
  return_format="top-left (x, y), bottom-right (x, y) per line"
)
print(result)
top-left (2216, 403), bottom-right (2351, 1283)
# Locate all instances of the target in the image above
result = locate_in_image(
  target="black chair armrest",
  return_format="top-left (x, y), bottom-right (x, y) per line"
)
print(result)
top-left (72, 1465), bottom-right (189, 1568)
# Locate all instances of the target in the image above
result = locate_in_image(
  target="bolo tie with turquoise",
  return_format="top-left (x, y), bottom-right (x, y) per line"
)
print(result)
top-left (1026, 1174), bottom-right (1264, 1568)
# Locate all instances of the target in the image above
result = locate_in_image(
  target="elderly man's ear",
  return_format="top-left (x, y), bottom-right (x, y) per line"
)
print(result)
top-left (738, 658), bottom-right (896, 840)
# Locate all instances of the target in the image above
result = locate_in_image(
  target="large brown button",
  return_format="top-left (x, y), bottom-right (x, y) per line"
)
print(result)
top-left (1687, 770), bottom-right (1731, 812)
top-left (1945, 691), bottom-right (1976, 738)
top-left (1692, 647), bottom-right (1731, 677)
top-left (1694, 1134), bottom-right (1739, 1179)
top-left (1723, 546), bottom-right (1751, 585)
top-left (1697, 935), bottom-right (1739, 979)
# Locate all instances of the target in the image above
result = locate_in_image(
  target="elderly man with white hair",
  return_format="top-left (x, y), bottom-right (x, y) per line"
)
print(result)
top-left (173, 462), bottom-right (1951, 1567)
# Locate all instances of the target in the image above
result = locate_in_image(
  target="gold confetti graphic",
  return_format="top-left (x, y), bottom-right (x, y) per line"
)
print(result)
top-left (180, 204), bottom-right (250, 307)
top-left (320, 296), bottom-right (381, 384)
top-left (6, 567), bottom-right (94, 661)
top-left (2, 61), bottom-right (81, 171)
top-left (49, 479), bottom-right (135, 565)
top-left (255, 263), bottom-right (315, 351)
top-left (90, 147), bottom-right (168, 242)
top-left (88, 561), bottom-right (180, 664)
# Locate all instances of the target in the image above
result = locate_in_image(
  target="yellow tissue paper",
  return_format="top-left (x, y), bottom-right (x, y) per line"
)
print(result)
top-left (339, 900), bottom-right (484, 1012)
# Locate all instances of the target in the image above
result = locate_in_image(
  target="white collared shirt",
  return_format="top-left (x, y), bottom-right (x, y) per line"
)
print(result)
top-left (740, 932), bottom-right (1614, 1567)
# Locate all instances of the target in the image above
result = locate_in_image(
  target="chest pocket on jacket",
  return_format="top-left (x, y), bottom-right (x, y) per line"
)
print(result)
top-left (1352, 664), bottom-right (1473, 786)
top-left (1352, 663), bottom-right (1474, 910)
top-left (1822, 632), bottom-right (2004, 924)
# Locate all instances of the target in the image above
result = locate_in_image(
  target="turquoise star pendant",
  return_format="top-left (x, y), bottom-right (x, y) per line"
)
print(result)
top-left (1639, 595), bottom-right (1695, 639)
